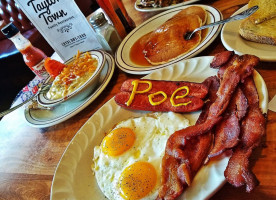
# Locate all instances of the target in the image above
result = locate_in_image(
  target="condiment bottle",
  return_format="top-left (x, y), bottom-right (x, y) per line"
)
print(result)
top-left (90, 12), bottom-right (122, 54)
top-left (1, 22), bottom-right (48, 79)
top-left (96, 0), bottom-right (135, 39)
top-left (114, 0), bottom-right (136, 32)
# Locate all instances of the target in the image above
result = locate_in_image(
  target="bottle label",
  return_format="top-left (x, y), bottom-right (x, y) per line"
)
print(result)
top-left (31, 59), bottom-right (49, 79)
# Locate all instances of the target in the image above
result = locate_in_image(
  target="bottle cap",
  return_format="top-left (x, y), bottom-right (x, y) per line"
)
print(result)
top-left (1, 22), bottom-right (20, 38)
top-left (90, 12), bottom-right (107, 28)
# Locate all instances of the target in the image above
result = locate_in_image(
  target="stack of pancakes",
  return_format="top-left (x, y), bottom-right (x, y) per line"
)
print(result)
top-left (143, 6), bottom-right (207, 65)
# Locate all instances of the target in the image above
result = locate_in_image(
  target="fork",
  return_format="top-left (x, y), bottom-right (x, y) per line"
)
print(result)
top-left (184, 5), bottom-right (259, 40)
top-left (0, 82), bottom-right (51, 118)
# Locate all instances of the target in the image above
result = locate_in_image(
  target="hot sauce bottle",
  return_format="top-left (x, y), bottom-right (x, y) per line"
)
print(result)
top-left (1, 22), bottom-right (48, 79)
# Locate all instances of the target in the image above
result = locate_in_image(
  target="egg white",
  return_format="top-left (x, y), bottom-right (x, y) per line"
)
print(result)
top-left (93, 112), bottom-right (190, 200)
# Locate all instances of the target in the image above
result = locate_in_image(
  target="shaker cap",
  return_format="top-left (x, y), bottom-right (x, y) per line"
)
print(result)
top-left (1, 22), bottom-right (20, 38)
top-left (90, 12), bottom-right (107, 28)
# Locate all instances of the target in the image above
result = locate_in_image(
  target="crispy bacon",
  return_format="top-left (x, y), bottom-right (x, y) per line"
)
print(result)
top-left (207, 54), bottom-right (258, 119)
top-left (210, 51), bottom-right (234, 68)
top-left (225, 77), bottom-right (266, 192)
top-left (167, 54), bottom-right (258, 141)
top-left (157, 76), bottom-right (219, 200)
top-left (208, 88), bottom-right (248, 159)
top-left (158, 52), bottom-right (260, 200)
top-left (217, 54), bottom-right (239, 80)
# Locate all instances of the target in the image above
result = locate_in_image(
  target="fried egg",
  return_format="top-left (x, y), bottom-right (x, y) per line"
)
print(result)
top-left (93, 112), bottom-right (190, 200)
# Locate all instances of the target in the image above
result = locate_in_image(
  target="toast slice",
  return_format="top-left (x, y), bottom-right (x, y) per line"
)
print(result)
top-left (248, 0), bottom-right (276, 24)
top-left (239, 17), bottom-right (276, 45)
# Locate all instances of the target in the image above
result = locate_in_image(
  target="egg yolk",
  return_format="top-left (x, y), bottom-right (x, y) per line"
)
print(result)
top-left (119, 162), bottom-right (157, 200)
top-left (101, 128), bottom-right (135, 156)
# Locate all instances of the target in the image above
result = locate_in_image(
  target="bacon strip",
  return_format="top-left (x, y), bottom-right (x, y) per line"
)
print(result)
top-left (167, 54), bottom-right (258, 142)
top-left (207, 54), bottom-right (258, 119)
top-left (158, 52), bottom-right (260, 200)
top-left (210, 50), bottom-right (234, 68)
top-left (157, 76), bottom-right (220, 200)
top-left (225, 77), bottom-right (266, 192)
top-left (208, 88), bottom-right (248, 159)
top-left (120, 79), bottom-right (208, 98)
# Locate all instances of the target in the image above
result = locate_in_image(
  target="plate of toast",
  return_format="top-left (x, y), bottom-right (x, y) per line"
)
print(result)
top-left (221, 1), bottom-right (276, 62)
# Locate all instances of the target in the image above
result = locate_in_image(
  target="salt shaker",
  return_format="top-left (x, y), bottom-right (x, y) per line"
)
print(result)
top-left (90, 12), bottom-right (122, 54)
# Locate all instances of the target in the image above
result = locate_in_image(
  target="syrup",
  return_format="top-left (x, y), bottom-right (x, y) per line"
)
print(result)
top-left (129, 32), bottom-right (152, 67)
top-left (129, 28), bottom-right (209, 67)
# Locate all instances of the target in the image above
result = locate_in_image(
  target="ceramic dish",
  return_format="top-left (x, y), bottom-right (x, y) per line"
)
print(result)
top-left (24, 53), bottom-right (114, 128)
top-left (115, 5), bottom-right (222, 75)
top-left (50, 56), bottom-right (268, 200)
top-left (135, 0), bottom-right (200, 12)
top-left (221, 5), bottom-right (276, 62)
top-left (37, 50), bottom-right (106, 107)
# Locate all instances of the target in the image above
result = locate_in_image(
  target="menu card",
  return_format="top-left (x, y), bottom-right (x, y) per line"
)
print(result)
top-left (15, 0), bottom-right (103, 61)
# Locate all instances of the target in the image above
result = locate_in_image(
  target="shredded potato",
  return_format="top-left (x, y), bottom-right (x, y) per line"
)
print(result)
top-left (56, 51), bottom-right (98, 88)
top-left (47, 51), bottom-right (99, 100)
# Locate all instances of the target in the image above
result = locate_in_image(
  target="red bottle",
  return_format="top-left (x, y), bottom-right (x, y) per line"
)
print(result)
top-left (1, 22), bottom-right (48, 79)
top-left (96, 0), bottom-right (136, 39)
top-left (115, 0), bottom-right (136, 31)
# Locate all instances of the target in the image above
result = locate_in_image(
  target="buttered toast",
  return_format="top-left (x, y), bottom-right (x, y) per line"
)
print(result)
top-left (239, 17), bottom-right (276, 45)
top-left (248, 0), bottom-right (276, 24)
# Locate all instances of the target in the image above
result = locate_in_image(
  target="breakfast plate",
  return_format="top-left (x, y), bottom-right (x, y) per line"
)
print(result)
top-left (24, 53), bottom-right (115, 128)
top-left (50, 56), bottom-right (268, 199)
top-left (115, 5), bottom-right (222, 75)
top-left (135, 0), bottom-right (200, 12)
top-left (221, 5), bottom-right (276, 62)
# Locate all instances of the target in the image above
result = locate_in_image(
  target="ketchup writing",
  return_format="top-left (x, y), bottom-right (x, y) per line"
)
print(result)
top-left (1, 22), bottom-right (48, 79)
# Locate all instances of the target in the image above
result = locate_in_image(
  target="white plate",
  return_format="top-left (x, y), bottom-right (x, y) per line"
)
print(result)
top-left (135, 0), bottom-right (200, 12)
top-left (221, 5), bottom-right (276, 62)
top-left (50, 56), bottom-right (268, 200)
top-left (115, 5), bottom-right (222, 75)
top-left (24, 53), bottom-right (115, 128)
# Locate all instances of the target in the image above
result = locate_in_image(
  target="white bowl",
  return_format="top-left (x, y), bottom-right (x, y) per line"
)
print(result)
top-left (37, 50), bottom-right (106, 107)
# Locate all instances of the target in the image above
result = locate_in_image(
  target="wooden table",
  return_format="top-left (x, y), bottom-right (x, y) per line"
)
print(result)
top-left (0, 0), bottom-right (275, 199)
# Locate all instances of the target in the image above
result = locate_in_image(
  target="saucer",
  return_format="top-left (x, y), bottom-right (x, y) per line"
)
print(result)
top-left (24, 53), bottom-right (115, 128)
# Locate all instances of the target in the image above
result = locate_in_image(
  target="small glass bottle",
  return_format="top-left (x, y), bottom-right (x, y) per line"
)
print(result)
top-left (90, 12), bottom-right (122, 54)
top-left (96, 0), bottom-right (127, 39)
top-left (1, 22), bottom-right (48, 79)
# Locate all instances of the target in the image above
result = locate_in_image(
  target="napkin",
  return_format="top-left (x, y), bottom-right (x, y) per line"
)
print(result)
top-left (268, 95), bottom-right (276, 112)
top-left (12, 53), bottom-right (62, 106)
